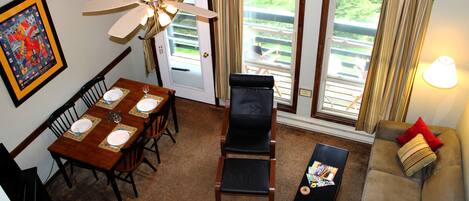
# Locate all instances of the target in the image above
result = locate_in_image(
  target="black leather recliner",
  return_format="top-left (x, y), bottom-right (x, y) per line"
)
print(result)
top-left (217, 74), bottom-right (277, 201)
top-left (221, 73), bottom-right (277, 158)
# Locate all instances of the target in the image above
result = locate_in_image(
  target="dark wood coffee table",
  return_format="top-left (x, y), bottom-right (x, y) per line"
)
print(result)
top-left (294, 144), bottom-right (349, 201)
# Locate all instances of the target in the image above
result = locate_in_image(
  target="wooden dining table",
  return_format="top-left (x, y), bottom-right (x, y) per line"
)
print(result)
top-left (48, 78), bottom-right (178, 201)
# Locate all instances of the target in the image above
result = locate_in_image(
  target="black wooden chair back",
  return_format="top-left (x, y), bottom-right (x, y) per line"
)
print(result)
top-left (117, 135), bottom-right (148, 172)
top-left (145, 99), bottom-right (171, 138)
top-left (47, 102), bottom-right (80, 138)
top-left (80, 76), bottom-right (107, 108)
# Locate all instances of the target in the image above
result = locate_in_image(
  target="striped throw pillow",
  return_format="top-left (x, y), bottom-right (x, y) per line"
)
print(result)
top-left (397, 134), bottom-right (437, 176)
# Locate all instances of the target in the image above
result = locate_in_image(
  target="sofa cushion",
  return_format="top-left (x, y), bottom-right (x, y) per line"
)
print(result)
top-left (396, 117), bottom-right (443, 151)
top-left (376, 120), bottom-right (450, 142)
top-left (368, 139), bottom-right (422, 180)
top-left (362, 170), bottom-right (421, 201)
top-left (397, 134), bottom-right (437, 176)
top-left (422, 166), bottom-right (465, 201)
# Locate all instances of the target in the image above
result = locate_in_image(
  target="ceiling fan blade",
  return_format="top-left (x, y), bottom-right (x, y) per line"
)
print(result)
top-left (83, 0), bottom-right (139, 13)
top-left (108, 5), bottom-right (148, 38)
top-left (164, 1), bottom-right (217, 18)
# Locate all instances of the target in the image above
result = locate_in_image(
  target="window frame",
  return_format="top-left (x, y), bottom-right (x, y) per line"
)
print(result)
top-left (311, 0), bottom-right (382, 125)
top-left (241, 0), bottom-right (306, 114)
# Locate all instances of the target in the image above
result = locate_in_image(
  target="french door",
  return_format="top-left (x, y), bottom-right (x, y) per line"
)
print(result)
top-left (155, 0), bottom-right (215, 104)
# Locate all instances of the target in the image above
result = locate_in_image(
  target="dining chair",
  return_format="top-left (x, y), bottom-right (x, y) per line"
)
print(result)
top-left (79, 75), bottom-right (107, 108)
top-left (114, 135), bottom-right (157, 198)
top-left (220, 74), bottom-right (277, 158)
top-left (143, 97), bottom-right (175, 164)
top-left (215, 156), bottom-right (275, 201)
top-left (46, 101), bottom-right (99, 181)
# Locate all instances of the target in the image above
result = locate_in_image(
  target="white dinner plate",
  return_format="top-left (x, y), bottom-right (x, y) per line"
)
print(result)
top-left (70, 118), bottom-right (93, 134)
top-left (107, 130), bottom-right (130, 146)
top-left (136, 98), bottom-right (158, 112)
top-left (103, 88), bottom-right (123, 102)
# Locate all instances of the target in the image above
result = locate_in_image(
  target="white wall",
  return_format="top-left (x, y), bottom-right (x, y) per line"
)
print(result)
top-left (407, 0), bottom-right (469, 128)
top-left (0, 0), bottom-right (147, 182)
top-left (457, 100), bottom-right (469, 201)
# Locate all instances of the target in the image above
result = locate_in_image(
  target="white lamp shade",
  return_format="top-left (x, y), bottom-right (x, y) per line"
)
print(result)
top-left (423, 56), bottom-right (458, 89)
top-left (158, 11), bottom-right (171, 27)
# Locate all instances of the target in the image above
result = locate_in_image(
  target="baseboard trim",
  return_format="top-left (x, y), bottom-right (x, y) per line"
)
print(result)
top-left (277, 111), bottom-right (375, 144)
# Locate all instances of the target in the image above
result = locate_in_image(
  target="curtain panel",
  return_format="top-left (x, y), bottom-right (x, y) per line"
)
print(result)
top-left (356, 0), bottom-right (434, 133)
top-left (212, 0), bottom-right (244, 100)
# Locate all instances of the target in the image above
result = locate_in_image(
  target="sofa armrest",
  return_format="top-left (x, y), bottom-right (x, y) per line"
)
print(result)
top-left (376, 120), bottom-right (453, 142)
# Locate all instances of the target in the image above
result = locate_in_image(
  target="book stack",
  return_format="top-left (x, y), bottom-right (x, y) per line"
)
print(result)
top-left (306, 161), bottom-right (338, 188)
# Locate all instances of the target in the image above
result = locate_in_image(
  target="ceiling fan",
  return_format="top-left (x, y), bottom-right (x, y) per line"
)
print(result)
top-left (83, 0), bottom-right (218, 39)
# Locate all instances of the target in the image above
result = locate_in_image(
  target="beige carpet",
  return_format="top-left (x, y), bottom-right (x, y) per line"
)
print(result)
top-left (47, 99), bottom-right (371, 201)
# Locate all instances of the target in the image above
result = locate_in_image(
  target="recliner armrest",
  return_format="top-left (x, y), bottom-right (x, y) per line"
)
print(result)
top-left (220, 107), bottom-right (230, 153)
top-left (270, 109), bottom-right (277, 158)
top-left (215, 157), bottom-right (224, 188)
top-left (269, 159), bottom-right (276, 200)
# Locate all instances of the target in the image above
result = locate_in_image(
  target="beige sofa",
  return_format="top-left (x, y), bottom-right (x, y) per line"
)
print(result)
top-left (361, 120), bottom-right (465, 201)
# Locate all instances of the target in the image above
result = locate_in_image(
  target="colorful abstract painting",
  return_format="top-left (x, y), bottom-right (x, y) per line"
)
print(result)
top-left (0, 0), bottom-right (66, 107)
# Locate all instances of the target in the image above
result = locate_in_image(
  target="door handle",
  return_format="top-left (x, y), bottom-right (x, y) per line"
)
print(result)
top-left (171, 67), bottom-right (190, 72)
top-left (203, 52), bottom-right (209, 58)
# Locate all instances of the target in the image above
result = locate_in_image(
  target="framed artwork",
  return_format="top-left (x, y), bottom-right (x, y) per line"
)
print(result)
top-left (0, 0), bottom-right (67, 107)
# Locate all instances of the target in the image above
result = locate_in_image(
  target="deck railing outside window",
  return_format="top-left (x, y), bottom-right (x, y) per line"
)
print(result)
top-left (167, 7), bottom-right (377, 116)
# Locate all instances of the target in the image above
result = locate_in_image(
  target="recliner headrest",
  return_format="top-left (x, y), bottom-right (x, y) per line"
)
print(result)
top-left (229, 74), bottom-right (274, 88)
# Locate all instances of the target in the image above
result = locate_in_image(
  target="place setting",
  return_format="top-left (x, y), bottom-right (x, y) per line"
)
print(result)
top-left (129, 85), bottom-right (164, 118)
top-left (96, 87), bottom-right (130, 110)
top-left (98, 111), bottom-right (138, 152)
top-left (63, 114), bottom-right (101, 142)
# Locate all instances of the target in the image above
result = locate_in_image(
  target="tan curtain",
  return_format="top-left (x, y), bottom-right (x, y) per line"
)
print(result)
top-left (356, 0), bottom-right (434, 133)
top-left (212, 0), bottom-right (244, 100)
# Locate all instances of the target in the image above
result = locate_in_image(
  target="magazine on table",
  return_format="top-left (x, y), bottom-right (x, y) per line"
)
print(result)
top-left (306, 161), bottom-right (338, 188)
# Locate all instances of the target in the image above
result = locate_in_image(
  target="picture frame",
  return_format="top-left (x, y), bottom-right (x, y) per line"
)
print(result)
top-left (0, 0), bottom-right (67, 107)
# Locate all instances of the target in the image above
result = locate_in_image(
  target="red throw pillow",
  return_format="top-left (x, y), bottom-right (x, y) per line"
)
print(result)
top-left (396, 117), bottom-right (443, 151)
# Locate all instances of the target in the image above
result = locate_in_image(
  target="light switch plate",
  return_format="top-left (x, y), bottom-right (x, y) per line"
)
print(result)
top-left (299, 88), bottom-right (312, 97)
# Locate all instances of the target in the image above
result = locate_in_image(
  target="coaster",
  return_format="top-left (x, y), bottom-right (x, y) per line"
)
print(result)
top-left (63, 114), bottom-right (101, 142)
top-left (129, 94), bottom-right (164, 118)
top-left (300, 186), bottom-right (310, 195)
top-left (95, 87), bottom-right (130, 110)
top-left (98, 123), bottom-right (138, 152)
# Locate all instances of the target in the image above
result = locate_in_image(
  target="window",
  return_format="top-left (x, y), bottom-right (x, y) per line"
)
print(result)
top-left (165, 0), bottom-right (204, 89)
top-left (242, 0), bottom-right (305, 112)
top-left (312, 0), bottom-right (383, 124)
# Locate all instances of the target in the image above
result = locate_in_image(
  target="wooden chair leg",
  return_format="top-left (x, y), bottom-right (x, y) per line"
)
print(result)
top-left (92, 169), bottom-right (99, 181)
top-left (166, 128), bottom-right (176, 143)
top-left (70, 163), bottom-right (74, 175)
top-left (215, 188), bottom-right (221, 201)
top-left (143, 158), bottom-right (157, 172)
top-left (269, 191), bottom-right (275, 201)
top-left (128, 172), bottom-right (138, 198)
top-left (153, 138), bottom-right (161, 164)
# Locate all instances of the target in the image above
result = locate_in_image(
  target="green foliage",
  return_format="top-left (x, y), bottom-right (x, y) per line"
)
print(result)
top-left (244, 0), bottom-right (296, 13)
top-left (335, 0), bottom-right (382, 23)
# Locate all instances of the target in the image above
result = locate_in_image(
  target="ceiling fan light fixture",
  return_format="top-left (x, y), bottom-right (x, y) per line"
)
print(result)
top-left (158, 10), bottom-right (171, 27)
top-left (146, 7), bottom-right (155, 18)
top-left (164, 4), bottom-right (178, 14)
